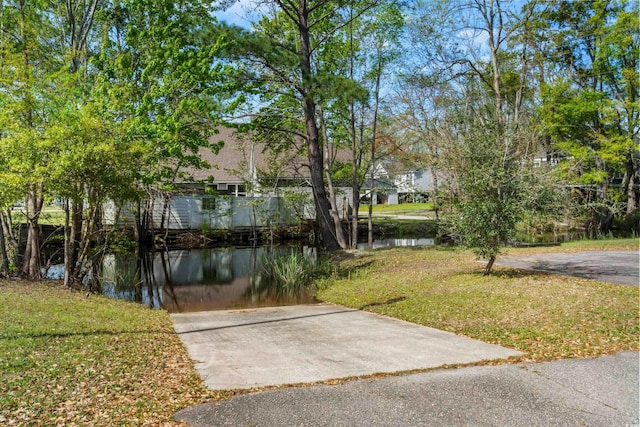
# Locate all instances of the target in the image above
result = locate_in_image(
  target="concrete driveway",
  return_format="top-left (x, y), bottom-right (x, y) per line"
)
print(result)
top-left (495, 250), bottom-right (639, 286)
top-left (171, 304), bottom-right (521, 390)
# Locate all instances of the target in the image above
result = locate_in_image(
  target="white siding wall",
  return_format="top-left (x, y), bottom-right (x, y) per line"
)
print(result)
top-left (104, 187), bottom-right (354, 230)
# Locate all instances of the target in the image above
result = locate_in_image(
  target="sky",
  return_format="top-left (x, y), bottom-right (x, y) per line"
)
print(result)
top-left (214, 0), bottom-right (258, 29)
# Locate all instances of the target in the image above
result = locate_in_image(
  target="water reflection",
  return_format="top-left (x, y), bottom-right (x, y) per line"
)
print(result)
top-left (357, 238), bottom-right (435, 249)
top-left (100, 246), bottom-right (318, 313)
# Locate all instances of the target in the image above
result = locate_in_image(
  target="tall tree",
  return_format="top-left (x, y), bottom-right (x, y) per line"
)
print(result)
top-left (399, 0), bottom-right (552, 274)
top-left (351, 3), bottom-right (403, 249)
top-left (0, 0), bottom-right (63, 279)
top-left (0, 0), bottom-right (108, 281)
top-left (0, 0), bottom-right (234, 283)
top-left (91, 0), bottom-right (234, 248)
top-left (226, 0), bottom-right (385, 250)
top-left (311, 1), bottom-right (403, 248)
top-left (58, 0), bottom-right (103, 287)
top-left (535, 0), bottom-right (639, 224)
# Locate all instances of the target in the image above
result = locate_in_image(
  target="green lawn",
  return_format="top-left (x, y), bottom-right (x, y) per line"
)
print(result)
top-left (10, 207), bottom-right (66, 226)
top-left (1, 238), bottom-right (637, 424)
top-left (358, 202), bottom-right (435, 215)
top-left (0, 280), bottom-right (222, 426)
top-left (317, 238), bottom-right (639, 362)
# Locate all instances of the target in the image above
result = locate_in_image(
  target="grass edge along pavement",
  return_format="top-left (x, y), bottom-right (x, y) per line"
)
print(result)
top-left (317, 238), bottom-right (639, 363)
top-left (0, 238), bottom-right (637, 425)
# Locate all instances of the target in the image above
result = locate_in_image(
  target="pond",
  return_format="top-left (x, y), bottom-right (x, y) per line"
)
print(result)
top-left (44, 238), bottom-right (435, 313)
top-left (98, 246), bottom-right (320, 313)
top-left (357, 238), bottom-right (435, 249)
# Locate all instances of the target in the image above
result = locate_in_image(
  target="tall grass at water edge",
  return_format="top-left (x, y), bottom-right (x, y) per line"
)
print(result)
top-left (262, 251), bottom-right (321, 289)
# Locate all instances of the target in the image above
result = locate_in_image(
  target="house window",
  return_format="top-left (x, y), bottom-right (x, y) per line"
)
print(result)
top-left (216, 183), bottom-right (247, 196)
top-left (202, 197), bottom-right (216, 210)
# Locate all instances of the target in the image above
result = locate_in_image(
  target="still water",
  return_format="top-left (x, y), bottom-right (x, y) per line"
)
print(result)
top-left (357, 238), bottom-right (435, 249)
top-left (99, 246), bottom-right (319, 313)
top-left (45, 239), bottom-right (435, 313)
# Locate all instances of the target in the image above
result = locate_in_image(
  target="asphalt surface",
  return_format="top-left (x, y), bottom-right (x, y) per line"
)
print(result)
top-left (495, 250), bottom-right (639, 286)
top-left (175, 351), bottom-right (639, 427)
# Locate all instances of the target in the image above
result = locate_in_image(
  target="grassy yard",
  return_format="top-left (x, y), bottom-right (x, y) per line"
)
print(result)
top-left (0, 280), bottom-right (223, 426)
top-left (1, 238), bottom-right (637, 425)
top-left (358, 202), bottom-right (435, 215)
top-left (317, 238), bottom-right (639, 362)
top-left (10, 207), bottom-right (66, 226)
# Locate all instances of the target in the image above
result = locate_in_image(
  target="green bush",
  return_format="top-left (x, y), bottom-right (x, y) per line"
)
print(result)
top-left (612, 209), bottom-right (640, 237)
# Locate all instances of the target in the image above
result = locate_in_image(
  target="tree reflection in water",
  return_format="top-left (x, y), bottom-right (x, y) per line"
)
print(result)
top-left (100, 245), bottom-right (318, 312)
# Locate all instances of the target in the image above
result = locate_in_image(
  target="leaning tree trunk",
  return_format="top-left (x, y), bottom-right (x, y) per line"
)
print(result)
top-left (483, 255), bottom-right (496, 276)
top-left (319, 107), bottom-right (348, 249)
top-left (307, 115), bottom-right (340, 250)
top-left (297, 5), bottom-right (339, 250)
top-left (324, 169), bottom-right (348, 249)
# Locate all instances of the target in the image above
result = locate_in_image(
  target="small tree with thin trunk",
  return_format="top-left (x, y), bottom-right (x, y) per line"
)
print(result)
top-left (451, 119), bottom-right (522, 275)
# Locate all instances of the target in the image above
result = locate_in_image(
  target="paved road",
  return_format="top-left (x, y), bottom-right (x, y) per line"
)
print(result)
top-left (495, 250), bottom-right (639, 286)
top-left (175, 351), bottom-right (639, 427)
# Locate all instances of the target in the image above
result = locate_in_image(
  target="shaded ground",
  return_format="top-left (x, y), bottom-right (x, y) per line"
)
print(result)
top-left (495, 250), bottom-right (639, 286)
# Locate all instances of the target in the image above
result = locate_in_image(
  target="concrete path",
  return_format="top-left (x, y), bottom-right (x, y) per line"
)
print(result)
top-left (495, 250), bottom-right (639, 286)
top-left (171, 304), bottom-right (521, 390)
top-left (175, 351), bottom-right (639, 427)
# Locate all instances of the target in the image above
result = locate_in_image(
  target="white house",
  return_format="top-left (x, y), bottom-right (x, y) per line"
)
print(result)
top-left (362, 160), bottom-right (438, 205)
top-left (105, 128), bottom-right (353, 231)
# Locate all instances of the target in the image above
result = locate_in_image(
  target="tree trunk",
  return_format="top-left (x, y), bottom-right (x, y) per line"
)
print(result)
top-left (65, 0), bottom-right (100, 72)
top-left (349, 10), bottom-right (360, 249)
top-left (429, 168), bottom-right (439, 221)
top-left (622, 157), bottom-right (638, 214)
top-left (368, 43), bottom-right (384, 249)
top-left (308, 114), bottom-right (339, 250)
top-left (0, 211), bottom-right (18, 269)
top-left (159, 193), bottom-right (171, 246)
top-left (72, 198), bottom-right (84, 283)
top-left (483, 255), bottom-right (496, 276)
top-left (0, 214), bottom-right (9, 276)
top-left (133, 200), bottom-right (144, 244)
top-left (367, 194), bottom-right (374, 249)
top-left (22, 187), bottom-right (43, 280)
top-left (324, 170), bottom-right (347, 249)
top-left (63, 199), bottom-right (72, 287)
top-left (74, 203), bottom-right (97, 285)
top-left (297, 3), bottom-right (339, 250)
top-left (319, 107), bottom-right (348, 249)
top-left (63, 197), bottom-right (84, 287)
